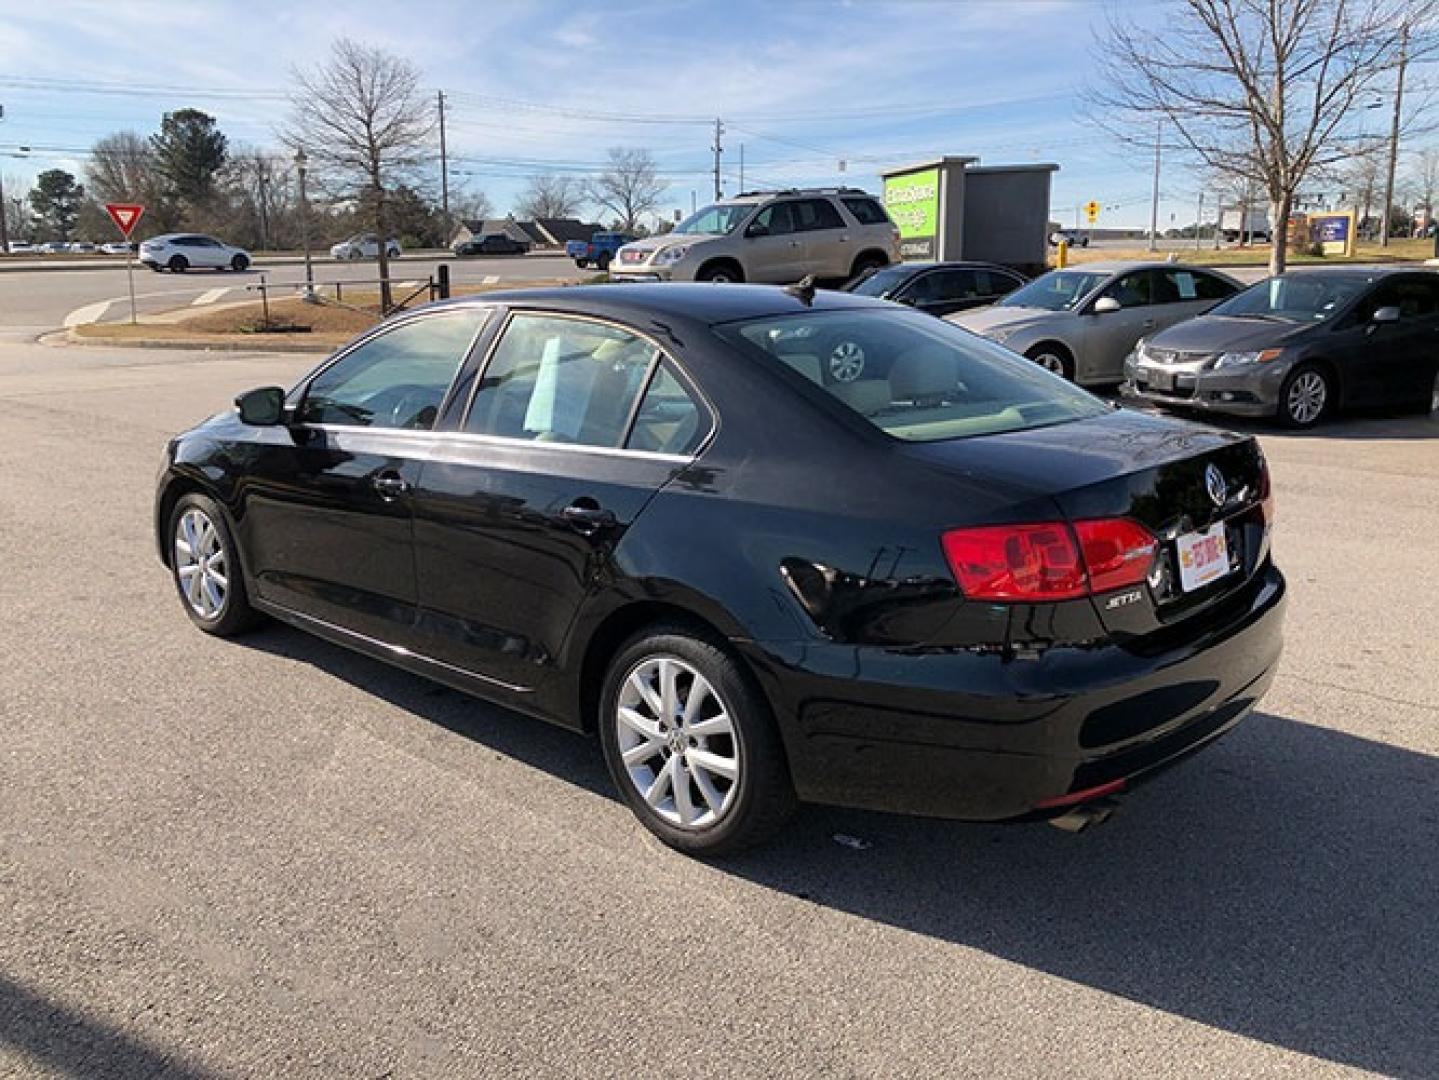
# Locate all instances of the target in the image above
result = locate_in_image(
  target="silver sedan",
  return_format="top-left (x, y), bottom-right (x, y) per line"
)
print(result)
top-left (948, 261), bottom-right (1243, 386)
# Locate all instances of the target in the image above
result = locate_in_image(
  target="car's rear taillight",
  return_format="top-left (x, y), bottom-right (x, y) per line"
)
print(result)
top-left (1258, 459), bottom-right (1275, 527)
top-left (942, 518), bottom-right (1157, 603)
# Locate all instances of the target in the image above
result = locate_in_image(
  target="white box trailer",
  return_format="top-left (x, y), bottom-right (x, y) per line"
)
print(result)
top-left (1220, 207), bottom-right (1271, 243)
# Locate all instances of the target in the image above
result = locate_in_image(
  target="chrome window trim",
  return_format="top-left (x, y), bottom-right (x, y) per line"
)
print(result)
top-left (301, 422), bottom-right (695, 466)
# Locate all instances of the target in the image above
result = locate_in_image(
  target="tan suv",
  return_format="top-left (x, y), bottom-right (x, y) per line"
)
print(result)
top-left (610, 188), bottom-right (901, 284)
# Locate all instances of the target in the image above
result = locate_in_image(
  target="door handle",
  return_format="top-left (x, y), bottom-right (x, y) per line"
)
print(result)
top-left (372, 472), bottom-right (410, 500)
top-left (562, 501), bottom-right (616, 534)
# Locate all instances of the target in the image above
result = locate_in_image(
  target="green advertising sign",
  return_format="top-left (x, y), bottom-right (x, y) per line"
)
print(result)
top-left (883, 167), bottom-right (939, 258)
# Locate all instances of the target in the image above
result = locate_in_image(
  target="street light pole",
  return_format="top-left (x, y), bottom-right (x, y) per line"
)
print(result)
top-left (295, 147), bottom-right (316, 302)
top-left (0, 103), bottom-right (10, 256)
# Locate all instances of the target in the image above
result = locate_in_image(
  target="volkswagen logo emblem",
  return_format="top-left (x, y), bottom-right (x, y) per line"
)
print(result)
top-left (1204, 463), bottom-right (1228, 507)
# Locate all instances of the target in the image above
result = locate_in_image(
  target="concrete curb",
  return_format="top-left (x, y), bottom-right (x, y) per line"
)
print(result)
top-left (46, 328), bottom-right (336, 354)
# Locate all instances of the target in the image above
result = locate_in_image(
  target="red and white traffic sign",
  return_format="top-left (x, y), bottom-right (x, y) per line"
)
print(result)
top-left (104, 203), bottom-right (144, 237)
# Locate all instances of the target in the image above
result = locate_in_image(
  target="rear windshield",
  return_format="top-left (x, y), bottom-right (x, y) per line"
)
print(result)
top-left (716, 309), bottom-right (1109, 442)
top-left (999, 270), bottom-right (1109, 311)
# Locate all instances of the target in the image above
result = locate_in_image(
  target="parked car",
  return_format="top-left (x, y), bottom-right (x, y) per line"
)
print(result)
top-left (1049, 228), bottom-right (1090, 248)
top-left (331, 234), bottom-right (401, 260)
top-left (155, 283), bottom-right (1284, 856)
top-left (843, 261), bottom-right (1027, 317)
top-left (5, 241), bottom-right (34, 254)
top-left (567, 231), bottom-right (635, 270)
top-left (139, 234), bottom-right (251, 273)
top-left (34, 241), bottom-right (63, 254)
top-left (67, 241), bottom-right (98, 254)
top-left (950, 262), bottom-right (1243, 385)
top-left (100, 241), bottom-right (135, 256)
top-left (610, 188), bottom-right (900, 284)
top-left (1125, 267), bottom-right (1439, 427)
top-left (454, 234), bottom-right (529, 257)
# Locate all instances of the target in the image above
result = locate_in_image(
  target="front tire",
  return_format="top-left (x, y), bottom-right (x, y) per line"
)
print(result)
top-left (168, 493), bottom-right (263, 636)
top-left (1279, 364), bottom-right (1331, 428)
top-left (1025, 343), bottom-right (1075, 381)
top-left (599, 625), bottom-right (795, 856)
top-left (696, 261), bottom-right (743, 284)
top-left (230, 254), bottom-right (249, 272)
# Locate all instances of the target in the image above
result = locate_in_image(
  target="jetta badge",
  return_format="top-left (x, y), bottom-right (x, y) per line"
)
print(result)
top-left (1205, 463), bottom-right (1228, 507)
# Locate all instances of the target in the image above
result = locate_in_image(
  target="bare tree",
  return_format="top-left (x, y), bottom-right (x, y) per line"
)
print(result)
top-left (86, 131), bottom-right (175, 232)
top-left (450, 186), bottom-right (493, 225)
top-left (1338, 151), bottom-right (1386, 236)
top-left (285, 38), bottom-right (434, 310)
top-left (3, 174), bottom-right (32, 240)
top-left (227, 147), bottom-right (291, 251)
top-left (1090, 0), bottom-right (1424, 273)
top-left (1410, 147), bottom-right (1439, 233)
top-left (585, 148), bottom-right (666, 232)
top-left (514, 174), bottom-right (584, 220)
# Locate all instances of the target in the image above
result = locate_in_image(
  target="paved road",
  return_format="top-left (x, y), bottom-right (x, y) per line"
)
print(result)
top-left (0, 255), bottom-right (582, 336)
top-left (0, 338), bottom-right (1436, 1077)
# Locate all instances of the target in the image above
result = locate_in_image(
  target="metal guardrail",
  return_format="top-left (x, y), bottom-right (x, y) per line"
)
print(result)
top-left (244, 264), bottom-right (450, 320)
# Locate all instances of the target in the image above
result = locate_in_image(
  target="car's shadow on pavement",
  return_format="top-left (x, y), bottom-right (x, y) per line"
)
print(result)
top-left (240, 625), bottom-right (1437, 1077)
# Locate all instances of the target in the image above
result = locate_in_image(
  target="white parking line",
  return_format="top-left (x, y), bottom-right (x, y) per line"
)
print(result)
top-left (192, 288), bottom-right (231, 306)
top-left (63, 300), bottom-right (112, 327)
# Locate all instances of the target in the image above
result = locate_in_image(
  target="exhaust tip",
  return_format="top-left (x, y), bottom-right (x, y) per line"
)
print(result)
top-left (1048, 796), bottom-right (1121, 834)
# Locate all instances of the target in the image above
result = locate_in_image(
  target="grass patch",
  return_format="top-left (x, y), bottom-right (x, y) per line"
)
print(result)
top-left (1061, 237), bottom-right (1436, 268)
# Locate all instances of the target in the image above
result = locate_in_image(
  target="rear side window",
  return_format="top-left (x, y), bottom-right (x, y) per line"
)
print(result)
top-left (627, 362), bottom-right (706, 455)
top-left (719, 310), bottom-right (1109, 442)
top-left (976, 269), bottom-right (1023, 297)
top-left (842, 197), bottom-right (890, 225)
top-left (464, 314), bottom-right (658, 447)
top-left (793, 199), bottom-right (845, 232)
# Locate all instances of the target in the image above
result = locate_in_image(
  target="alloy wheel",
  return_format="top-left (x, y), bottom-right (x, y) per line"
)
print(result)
top-left (174, 507), bottom-right (228, 619)
top-left (1287, 370), bottom-right (1327, 425)
top-left (615, 656), bottom-right (740, 829)
top-left (828, 341), bottom-right (866, 382)
top-left (1034, 352), bottom-right (1067, 376)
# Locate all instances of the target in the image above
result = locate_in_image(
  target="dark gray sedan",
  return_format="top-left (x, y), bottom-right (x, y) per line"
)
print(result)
top-left (1124, 268), bottom-right (1439, 427)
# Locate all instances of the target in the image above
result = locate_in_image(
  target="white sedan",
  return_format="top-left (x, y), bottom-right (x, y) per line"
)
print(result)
top-left (330, 233), bottom-right (401, 260)
top-left (138, 234), bottom-right (251, 273)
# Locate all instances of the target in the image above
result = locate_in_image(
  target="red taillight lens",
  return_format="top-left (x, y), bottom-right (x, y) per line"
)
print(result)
top-left (1072, 518), bottom-right (1157, 593)
top-left (941, 522), bottom-right (1087, 601)
top-left (1258, 459), bottom-right (1275, 527)
top-left (942, 518), bottom-right (1157, 602)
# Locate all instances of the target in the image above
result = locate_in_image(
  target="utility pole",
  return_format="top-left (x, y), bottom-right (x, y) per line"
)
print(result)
top-left (257, 167), bottom-right (269, 252)
top-left (295, 147), bottom-right (316, 302)
top-left (1195, 190), bottom-right (1204, 251)
top-left (712, 119), bottom-right (724, 201)
top-left (739, 143), bottom-right (744, 193)
top-left (437, 90), bottom-right (451, 237)
top-left (0, 103), bottom-right (9, 256)
top-left (1148, 119), bottom-right (1161, 252)
top-left (1380, 23), bottom-right (1409, 248)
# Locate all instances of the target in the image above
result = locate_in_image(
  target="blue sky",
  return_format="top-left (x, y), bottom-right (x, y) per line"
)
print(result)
top-left (0, 0), bottom-right (1319, 228)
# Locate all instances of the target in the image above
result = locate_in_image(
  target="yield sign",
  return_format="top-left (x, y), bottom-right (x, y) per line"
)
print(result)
top-left (105, 203), bottom-right (145, 238)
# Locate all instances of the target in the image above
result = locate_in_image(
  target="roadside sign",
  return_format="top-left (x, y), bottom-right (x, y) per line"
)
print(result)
top-left (104, 203), bottom-right (144, 325)
top-left (1085, 200), bottom-right (1101, 224)
top-left (104, 203), bottom-right (144, 238)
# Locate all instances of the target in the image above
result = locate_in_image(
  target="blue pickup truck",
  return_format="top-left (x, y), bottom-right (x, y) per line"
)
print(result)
top-left (566, 231), bottom-right (636, 270)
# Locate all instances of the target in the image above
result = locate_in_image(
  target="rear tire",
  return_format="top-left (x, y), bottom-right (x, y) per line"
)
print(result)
top-left (348, 249), bottom-right (363, 261)
top-left (168, 255), bottom-right (188, 273)
top-left (598, 624), bottom-right (795, 856)
top-left (1025, 343), bottom-right (1075, 381)
top-left (849, 252), bottom-right (888, 279)
top-left (1279, 364), bottom-right (1331, 428)
top-left (167, 493), bottom-right (264, 637)
top-left (387, 247), bottom-right (400, 259)
top-left (596, 252), bottom-right (613, 272)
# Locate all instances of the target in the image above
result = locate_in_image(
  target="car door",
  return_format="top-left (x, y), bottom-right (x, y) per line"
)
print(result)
top-left (1080, 270), bottom-right (1158, 381)
top-left (193, 236), bottom-right (224, 268)
top-left (792, 197), bottom-right (851, 278)
top-left (1152, 266), bottom-right (1235, 329)
top-left (235, 309), bottom-right (489, 644)
top-left (741, 202), bottom-right (804, 282)
top-left (409, 311), bottom-right (712, 689)
top-left (1334, 275), bottom-right (1439, 406)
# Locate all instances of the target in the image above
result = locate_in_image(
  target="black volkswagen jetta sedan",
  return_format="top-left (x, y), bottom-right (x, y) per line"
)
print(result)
top-left (156, 284), bottom-right (1285, 855)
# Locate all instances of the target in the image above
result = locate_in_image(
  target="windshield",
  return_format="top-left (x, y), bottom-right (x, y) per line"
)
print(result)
top-left (717, 309), bottom-right (1109, 442)
top-left (999, 270), bottom-right (1110, 311)
top-left (848, 265), bottom-right (915, 297)
top-left (1210, 274), bottom-right (1368, 321)
top-left (673, 203), bottom-right (751, 236)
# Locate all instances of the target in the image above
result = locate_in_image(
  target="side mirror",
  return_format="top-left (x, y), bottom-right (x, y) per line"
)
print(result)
top-left (1092, 296), bottom-right (1122, 314)
top-left (746, 223), bottom-right (770, 238)
top-left (1371, 305), bottom-right (1400, 324)
top-left (235, 386), bottom-right (287, 425)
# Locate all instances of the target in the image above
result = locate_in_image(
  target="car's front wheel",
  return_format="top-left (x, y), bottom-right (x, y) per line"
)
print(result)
top-left (1279, 364), bottom-right (1331, 428)
top-left (696, 262), bottom-right (743, 284)
top-left (599, 626), bottom-right (795, 856)
top-left (1025, 343), bottom-right (1075, 380)
top-left (230, 254), bottom-right (249, 272)
top-left (168, 493), bottom-right (263, 636)
top-left (348, 249), bottom-right (363, 261)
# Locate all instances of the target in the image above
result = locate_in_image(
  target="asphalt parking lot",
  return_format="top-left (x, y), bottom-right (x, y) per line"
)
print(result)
top-left (1, 338), bottom-right (1436, 1077)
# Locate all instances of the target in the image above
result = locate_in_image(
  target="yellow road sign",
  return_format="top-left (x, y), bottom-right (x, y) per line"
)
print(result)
top-left (1085, 200), bottom-right (1101, 224)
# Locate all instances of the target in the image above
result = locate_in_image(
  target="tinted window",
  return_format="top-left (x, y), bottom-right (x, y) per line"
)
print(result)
top-left (1192, 271), bottom-right (1237, 301)
top-left (1354, 276), bottom-right (1439, 320)
top-left (1101, 272), bottom-right (1152, 309)
top-left (719, 310), bottom-right (1109, 442)
top-left (627, 361), bottom-right (706, 455)
top-left (976, 269), bottom-right (1023, 297)
top-left (793, 199), bottom-right (845, 232)
top-left (750, 202), bottom-right (795, 236)
top-left (464, 314), bottom-right (658, 447)
top-left (926, 269), bottom-right (981, 302)
top-left (301, 310), bottom-right (486, 429)
top-left (842, 197), bottom-right (890, 225)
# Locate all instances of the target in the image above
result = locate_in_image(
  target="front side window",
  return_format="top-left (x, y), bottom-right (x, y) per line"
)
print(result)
top-left (464, 314), bottom-right (659, 447)
top-left (300, 310), bottom-right (487, 430)
top-left (926, 269), bottom-right (981, 302)
top-left (1101, 272), bottom-right (1152, 309)
top-left (719, 310), bottom-right (1109, 442)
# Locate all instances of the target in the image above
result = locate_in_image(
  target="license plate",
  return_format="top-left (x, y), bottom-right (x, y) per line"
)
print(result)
top-left (1145, 367), bottom-right (1174, 391)
top-left (1176, 523), bottom-right (1230, 592)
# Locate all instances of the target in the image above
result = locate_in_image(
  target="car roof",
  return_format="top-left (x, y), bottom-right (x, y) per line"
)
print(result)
top-left (1275, 264), bottom-right (1426, 278)
top-left (1050, 260), bottom-right (1218, 273)
top-left (428, 283), bottom-right (895, 324)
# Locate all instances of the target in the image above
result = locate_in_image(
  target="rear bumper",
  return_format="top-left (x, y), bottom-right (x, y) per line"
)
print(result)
top-left (740, 562), bottom-right (1286, 820)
